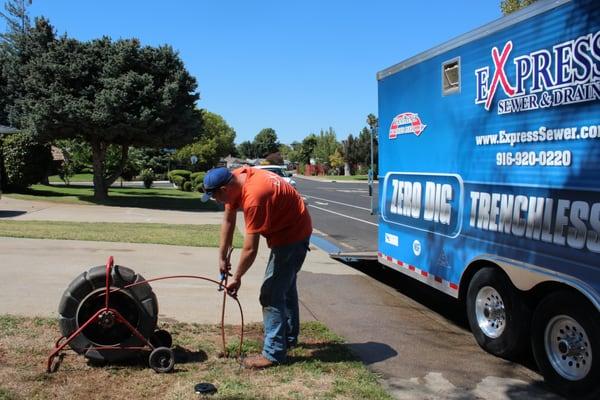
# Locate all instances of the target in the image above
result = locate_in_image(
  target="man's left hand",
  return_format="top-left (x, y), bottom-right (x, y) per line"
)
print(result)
top-left (225, 277), bottom-right (241, 296)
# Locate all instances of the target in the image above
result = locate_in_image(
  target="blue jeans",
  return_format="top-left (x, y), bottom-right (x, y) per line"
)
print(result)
top-left (259, 237), bottom-right (309, 363)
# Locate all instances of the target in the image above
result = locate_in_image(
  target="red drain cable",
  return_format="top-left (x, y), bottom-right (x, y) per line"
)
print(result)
top-left (120, 246), bottom-right (244, 359)
top-left (117, 273), bottom-right (245, 359)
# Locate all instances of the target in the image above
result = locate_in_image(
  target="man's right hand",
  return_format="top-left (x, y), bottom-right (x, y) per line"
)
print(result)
top-left (219, 258), bottom-right (231, 275)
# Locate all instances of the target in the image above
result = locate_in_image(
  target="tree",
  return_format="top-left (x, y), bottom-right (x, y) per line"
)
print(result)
top-left (253, 128), bottom-right (280, 158)
top-left (265, 152), bottom-right (283, 165)
top-left (366, 113), bottom-right (379, 177)
top-left (54, 138), bottom-right (91, 184)
top-left (500, 0), bottom-right (538, 14)
top-left (351, 114), bottom-right (379, 175)
top-left (0, 0), bottom-right (31, 125)
top-left (329, 148), bottom-right (344, 174)
top-left (278, 143), bottom-right (292, 160)
top-left (136, 147), bottom-right (174, 175)
top-left (313, 127), bottom-right (339, 165)
top-left (0, 0), bottom-right (29, 42)
top-left (367, 114), bottom-right (378, 137)
top-left (1, 1), bottom-right (54, 126)
top-left (299, 134), bottom-right (317, 165)
top-left (237, 140), bottom-right (256, 159)
top-left (175, 110), bottom-right (236, 171)
top-left (15, 33), bottom-right (202, 199)
top-left (0, 2), bottom-right (56, 187)
top-left (53, 139), bottom-right (160, 183)
top-left (1, 131), bottom-right (53, 188)
top-left (341, 134), bottom-right (359, 175)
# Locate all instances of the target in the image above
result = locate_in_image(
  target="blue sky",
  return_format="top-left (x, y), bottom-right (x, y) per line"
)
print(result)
top-left (5, 1), bottom-right (502, 144)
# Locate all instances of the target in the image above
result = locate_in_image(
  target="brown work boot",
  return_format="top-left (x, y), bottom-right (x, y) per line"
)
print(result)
top-left (242, 355), bottom-right (276, 369)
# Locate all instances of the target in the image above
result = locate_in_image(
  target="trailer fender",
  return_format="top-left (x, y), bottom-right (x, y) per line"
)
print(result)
top-left (463, 255), bottom-right (600, 313)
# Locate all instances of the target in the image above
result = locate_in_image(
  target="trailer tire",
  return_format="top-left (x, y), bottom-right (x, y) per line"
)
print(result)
top-left (466, 267), bottom-right (530, 358)
top-left (58, 265), bottom-right (158, 362)
top-left (531, 291), bottom-right (599, 400)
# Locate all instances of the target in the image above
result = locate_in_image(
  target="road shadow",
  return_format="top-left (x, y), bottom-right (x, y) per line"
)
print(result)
top-left (337, 259), bottom-right (542, 378)
top-left (0, 210), bottom-right (27, 218)
top-left (504, 381), bottom-right (565, 400)
top-left (288, 341), bottom-right (397, 365)
top-left (341, 259), bottom-right (469, 328)
top-left (346, 341), bottom-right (398, 365)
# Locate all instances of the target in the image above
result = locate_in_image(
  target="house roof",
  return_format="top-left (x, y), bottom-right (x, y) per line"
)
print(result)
top-left (51, 146), bottom-right (65, 161)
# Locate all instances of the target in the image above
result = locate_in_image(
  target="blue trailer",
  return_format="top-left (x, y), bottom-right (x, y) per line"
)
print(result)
top-left (377, 0), bottom-right (599, 397)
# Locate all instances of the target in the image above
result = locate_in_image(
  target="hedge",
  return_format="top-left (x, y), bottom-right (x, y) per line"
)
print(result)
top-left (168, 169), bottom-right (192, 182)
top-left (171, 175), bottom-right (186, 188)
top-left (1, 132), bottom-right (53, 188)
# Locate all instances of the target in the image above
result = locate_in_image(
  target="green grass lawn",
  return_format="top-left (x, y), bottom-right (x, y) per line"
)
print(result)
top-left (0, 220), bottom-right (243, 248)
top-left (48, 173), bottom-right (94, 183)
top-left (5, 184), bottom-right (219, 211)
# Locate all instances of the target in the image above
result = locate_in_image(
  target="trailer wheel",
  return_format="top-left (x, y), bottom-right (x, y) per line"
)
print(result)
top-left (466, 267), bottom-right (530, 358)
top-left (531, 291), bottom-right (599, 399)
top-left (58, 265), bottom-right (158, 362)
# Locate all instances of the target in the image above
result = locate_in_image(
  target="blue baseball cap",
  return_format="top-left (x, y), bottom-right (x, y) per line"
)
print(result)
top-left (201, 167), bottom-right (233, 202)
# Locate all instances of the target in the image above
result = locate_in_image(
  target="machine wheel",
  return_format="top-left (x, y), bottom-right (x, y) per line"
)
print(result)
top-left (149, 347), bottom-right (175, 373)
top-left (466, 267), bottom-right (530, 358)
top-left (58, 265), bottom-right (158, 362)
top-left (531, 291), bottom-right (600, 399)
top-left (149, 329), bottom-right (173, 348)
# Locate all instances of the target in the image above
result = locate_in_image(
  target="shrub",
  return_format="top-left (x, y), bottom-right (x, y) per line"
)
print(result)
top-left (140, 168), bottom-right (155, 189)
top-left (183, 181), bottom-right (193, 192)
top-left (190, 171), bottom-right (204, 181)
top-left (168, 169), bottom-right (192, 182)
top-left (171, 175), bottom-right (186, 188)
top-left (1, 132), bottom-right (53, 189)
top-left (356, 164), bottom-right (370, 175)
top-left (58, 161), bottom-right (76, 185)
top-left (190, 171), bottom-right (206, 189)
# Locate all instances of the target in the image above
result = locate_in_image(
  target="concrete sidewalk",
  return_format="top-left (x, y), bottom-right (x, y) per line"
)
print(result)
top-left (0, 197), bottom-right (362, 325)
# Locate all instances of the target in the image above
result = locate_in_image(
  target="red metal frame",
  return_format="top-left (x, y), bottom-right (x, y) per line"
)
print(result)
top-left (46, 256), bottom-right (156, 372)
top-left (46, 255), bottom-right (244, 373)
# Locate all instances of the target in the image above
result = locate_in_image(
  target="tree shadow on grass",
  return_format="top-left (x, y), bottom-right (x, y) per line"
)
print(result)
top-left (13, 185), bottom-right (222, 212)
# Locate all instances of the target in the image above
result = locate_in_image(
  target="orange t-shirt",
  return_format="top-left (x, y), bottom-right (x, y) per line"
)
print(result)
top-left (226, 167), bottom-right (312, 248)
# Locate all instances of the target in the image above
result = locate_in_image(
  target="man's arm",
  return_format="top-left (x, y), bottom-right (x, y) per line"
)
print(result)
top-left (226, 232), bottom-right (260, 295)
top-left (219, 206), bottom-right (237, 273)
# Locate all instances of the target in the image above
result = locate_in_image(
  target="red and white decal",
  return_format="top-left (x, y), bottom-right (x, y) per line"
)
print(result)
top-left (378, 251), bottom-right (459, 296)
top-left (389, 112), bottom-right (427, 139)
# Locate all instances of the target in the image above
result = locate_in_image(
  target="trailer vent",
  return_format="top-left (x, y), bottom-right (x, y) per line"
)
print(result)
top-left (442, 58), bottom-right (460, 95)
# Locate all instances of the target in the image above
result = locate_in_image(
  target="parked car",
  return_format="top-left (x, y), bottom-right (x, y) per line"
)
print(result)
top-left (252, 165), bottom-right (296, 188)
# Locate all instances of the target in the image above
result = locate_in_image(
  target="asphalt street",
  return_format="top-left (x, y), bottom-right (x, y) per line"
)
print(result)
top-left (295, 176), bottom-right (379, 253)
